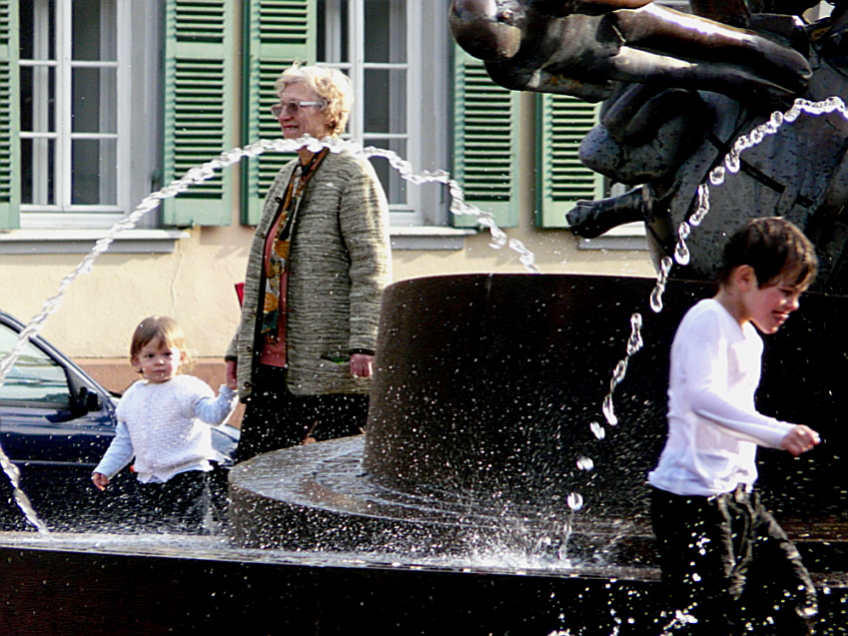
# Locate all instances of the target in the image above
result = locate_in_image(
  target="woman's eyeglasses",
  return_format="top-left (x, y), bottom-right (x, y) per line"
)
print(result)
top-left (270, 101), bottom-right (324, 118)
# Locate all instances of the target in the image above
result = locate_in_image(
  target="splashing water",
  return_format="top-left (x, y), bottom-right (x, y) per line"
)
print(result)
top-left (0, 135), bottom-right (540, 533)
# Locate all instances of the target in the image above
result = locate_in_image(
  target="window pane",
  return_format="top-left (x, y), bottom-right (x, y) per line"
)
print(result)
top-left (21, 138), bottom-right (56, 206)
top-left (73, 0), bottom-right (117, 61)
top-left (364, 69), bottom-right (406, 134)
top-left (364, 0), bottom-right (406, 63)
top-left (368, 138), bottom-right (406, 206)
top-left (72, 67), bottom-right (117, 133)
top-left (317, 0), bottom-right (349, 63)
top-left (0, 325), bottom-right (71, 407)
top-left (19, 0), bottom-right (56, 61)
top-left (72, 139), bottom-right (117, 205)
top-left (20, 66), bottom-right (56, 133)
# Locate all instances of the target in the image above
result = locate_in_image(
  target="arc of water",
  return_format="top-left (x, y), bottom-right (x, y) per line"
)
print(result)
top-left (361, 144), bottom-right (540, 273)
top-left (0, 135), bottom-right (540, 533)
top-left (600, 312), bottom-right (644, 427)
top-left (602, 96), bottom-right (848, 445)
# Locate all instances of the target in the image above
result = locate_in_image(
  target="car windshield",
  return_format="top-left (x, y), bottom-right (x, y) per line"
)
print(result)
top-left (0, 323), bottom-right (71, 407)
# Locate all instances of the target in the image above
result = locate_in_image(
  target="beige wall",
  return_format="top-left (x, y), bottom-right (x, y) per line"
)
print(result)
top-left (4, 219), bottom-right (654, 364)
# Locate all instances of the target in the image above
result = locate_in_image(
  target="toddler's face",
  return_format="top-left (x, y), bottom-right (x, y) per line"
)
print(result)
top-left (132, 337), bottom-right (184, 384)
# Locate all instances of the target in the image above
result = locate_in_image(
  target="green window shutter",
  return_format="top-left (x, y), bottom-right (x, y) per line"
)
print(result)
top-left (536, 94), bottom-right (603, 228)
top-left (451, 47), bottom-right (520, 229)
top-left (0, 0), bottom-right (19, 230)
top-left (242, 0), bottom-right (315, 226)
top-left (162, 0), bottom-right (237, 226)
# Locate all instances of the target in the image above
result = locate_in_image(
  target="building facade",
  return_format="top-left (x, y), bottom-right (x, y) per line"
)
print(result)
top-left (0, 0), bottom-right (653, 385)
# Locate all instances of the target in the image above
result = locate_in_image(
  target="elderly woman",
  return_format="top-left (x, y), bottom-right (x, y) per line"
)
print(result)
top-left (226, 65), bottom-right (392, 462)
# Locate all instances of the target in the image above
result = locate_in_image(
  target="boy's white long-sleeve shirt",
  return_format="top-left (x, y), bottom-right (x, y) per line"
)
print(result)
top-left (648, 299), bottom-right (794, 497)
top-left (94, 375), bottom-right (237, 483)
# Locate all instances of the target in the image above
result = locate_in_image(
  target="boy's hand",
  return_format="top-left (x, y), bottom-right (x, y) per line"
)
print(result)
top-left (92, 472), bottom-right (110, 491)
top-left (780, 425), bottom-right (820, 456)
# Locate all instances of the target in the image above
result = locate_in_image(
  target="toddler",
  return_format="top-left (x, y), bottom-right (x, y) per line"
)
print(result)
top-left (92, 316), bottom-right (237, 533)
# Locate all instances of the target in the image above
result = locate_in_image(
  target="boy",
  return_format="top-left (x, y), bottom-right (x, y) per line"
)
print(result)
top-left (648, 217), bottom-right (820, 635)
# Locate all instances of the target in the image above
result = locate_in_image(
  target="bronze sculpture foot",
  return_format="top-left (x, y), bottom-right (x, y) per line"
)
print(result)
top-left (567, 185), bottom-right (652, 238)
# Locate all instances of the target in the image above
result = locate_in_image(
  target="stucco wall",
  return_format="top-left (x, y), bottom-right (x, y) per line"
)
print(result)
top-left (4, 219), bottom-right (654, 364)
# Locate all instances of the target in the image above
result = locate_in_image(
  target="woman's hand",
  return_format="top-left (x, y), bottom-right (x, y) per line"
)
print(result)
top-left (350, 353), bottom-right (375, 378)
top-left (225, 359), bottom-right (238, 390)
top-left (92, 472), bottom-right (110, 491)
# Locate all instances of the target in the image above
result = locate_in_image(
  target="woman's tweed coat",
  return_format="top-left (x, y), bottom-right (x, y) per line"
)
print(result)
top-left (226, 150), bottom-right (392, 399)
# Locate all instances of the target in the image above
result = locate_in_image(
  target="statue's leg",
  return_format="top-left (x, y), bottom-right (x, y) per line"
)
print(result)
top-left (566, 185), bottom-right (653, 238)
top-left (579, 103), bottom-right (704, 184)
top-left (605, 45), bottom-right (799, 108)
top-left (611, 5), bottom-right (810, 91)
top-left (601, 84), bottom-right (706, 146)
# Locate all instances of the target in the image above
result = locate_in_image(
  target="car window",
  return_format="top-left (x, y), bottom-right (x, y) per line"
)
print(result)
top-left (0, 323), bottom-right (72, 407)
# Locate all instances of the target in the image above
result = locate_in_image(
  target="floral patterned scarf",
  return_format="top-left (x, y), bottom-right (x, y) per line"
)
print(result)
top-left (261, 148), bottom-right (329, 340)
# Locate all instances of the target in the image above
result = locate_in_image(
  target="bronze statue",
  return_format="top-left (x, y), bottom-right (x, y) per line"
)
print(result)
top-left (569, 2), bottom-right (848, 293)
top-left (449, 0), bottom-right (811, 107)
top-left (451, 0), bottom-right (848, 293)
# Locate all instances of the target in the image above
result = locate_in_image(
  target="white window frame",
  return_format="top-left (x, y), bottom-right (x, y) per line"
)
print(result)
top-left (19, 0), bottom-right (131, 230)
top-left (318, 0), bottom-right (425, 226)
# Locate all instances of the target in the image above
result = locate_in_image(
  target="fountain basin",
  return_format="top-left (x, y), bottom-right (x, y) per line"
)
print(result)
top-left (4, 273), bottom-right (848, 632)
top-left (230, 274), bottom-right (848, 575)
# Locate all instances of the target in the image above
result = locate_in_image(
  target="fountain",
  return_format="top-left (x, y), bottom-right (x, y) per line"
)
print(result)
top-left (4, 4), bottom-right (848, 634)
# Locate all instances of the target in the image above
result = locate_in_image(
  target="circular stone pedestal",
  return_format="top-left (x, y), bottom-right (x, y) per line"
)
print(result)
top-left (229, 274), bottom-right (848, 571)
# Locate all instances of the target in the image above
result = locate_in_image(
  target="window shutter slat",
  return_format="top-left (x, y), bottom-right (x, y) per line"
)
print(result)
top-left (537, 94), bottom-right (603, 228)
top-left (242, 0), bottom-right (315, 226)
top-left (451, 47), bottom-right (520, 229)
top-left (162, 0), bottom-right (236, 226)
top-left (0, 0), bottom-right (19, 230)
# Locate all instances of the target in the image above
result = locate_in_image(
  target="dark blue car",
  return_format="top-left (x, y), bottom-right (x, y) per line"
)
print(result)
top-left (0, 311), bottom-right (239, 531)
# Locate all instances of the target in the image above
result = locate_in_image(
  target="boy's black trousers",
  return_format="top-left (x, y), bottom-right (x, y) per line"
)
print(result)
top-left (651, 486), bottom-right (817, 635)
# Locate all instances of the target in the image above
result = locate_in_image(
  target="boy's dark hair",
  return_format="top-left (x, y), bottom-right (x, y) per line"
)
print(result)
top-left (717, 217), bottom-right (818, 288)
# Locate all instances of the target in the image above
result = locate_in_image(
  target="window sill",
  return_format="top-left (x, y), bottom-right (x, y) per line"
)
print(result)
top-left (0, 229), bottom-right (190, 255)
top-left (390, 226), bottom-right (476, 251)
top-left (575, 222), bottom-right (648, 251)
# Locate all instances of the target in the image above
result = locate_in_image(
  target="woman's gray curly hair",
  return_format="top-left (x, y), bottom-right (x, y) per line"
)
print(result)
top-left (275, 64), bottom-right (353, 137)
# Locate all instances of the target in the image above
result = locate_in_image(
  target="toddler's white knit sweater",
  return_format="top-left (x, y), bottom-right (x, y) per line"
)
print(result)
top-left (94, 375), bottom-right (237, 483)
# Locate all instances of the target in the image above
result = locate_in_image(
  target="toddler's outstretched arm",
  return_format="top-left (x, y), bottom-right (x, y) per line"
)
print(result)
top-left (91, 420), bottom-right (134, 489)
top-left (780, 425), bottom-right (820, 457)
top-left (195, 384), bottom-right (238, 425)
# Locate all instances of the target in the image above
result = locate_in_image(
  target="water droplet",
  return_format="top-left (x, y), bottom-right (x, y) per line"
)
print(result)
top-left (576, 456), bottom-right (594, 471)
top-left (567, 493), bottom-right (584, 511)
top-left (602, 394), bottom-right (618, 426)
top-left (674, 241), bottom-right (690, 266)
top-left (725, 152), bottom-right (740, 174)
top-left (709, 165), bottom-right (726, 185)
top-left (649, 286), bottom-right (665, 313)
top-left (589, 421), bottom-right (606, 440)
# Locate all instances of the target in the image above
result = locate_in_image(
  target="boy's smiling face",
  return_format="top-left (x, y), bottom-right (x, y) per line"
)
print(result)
top-left (740, 272), bottom-right (805, 335)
